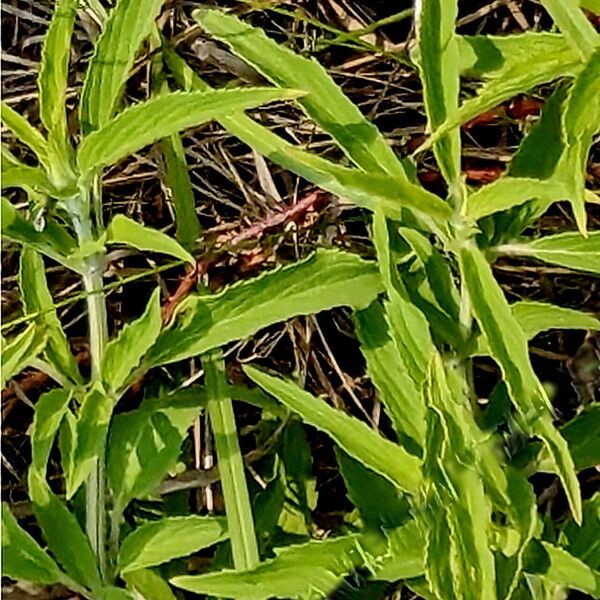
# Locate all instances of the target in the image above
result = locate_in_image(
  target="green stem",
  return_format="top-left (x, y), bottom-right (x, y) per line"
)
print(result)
top-left (204, 350), bottom-right (260, 571)
top-left (69, 192), bottom-right (108, 578)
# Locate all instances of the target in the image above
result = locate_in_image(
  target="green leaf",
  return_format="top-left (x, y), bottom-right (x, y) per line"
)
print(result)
top-left (466, 178), bottom-right (569, 221)
top-left (147, 249), bottom-right (383, 367)
top-left (244, 366), bottom-right (422, 494)
top-left (80, 0), bottom-right (167, 133)
top-left (1, 324), bottom-right (46, 386)
top-left (372, 212), bottom-right (433, 387)
top-left (122, 569), bottom-right (177, 600)
top-left (171, 535), bottom-right (364, 600)
top-left (1, 503), bottom-right (66, 586)
top-left (581, 0), bottom-right (600, 13)
top-left (105, 215), bottom-right (194, 265)
top-left (20, 249), bottom-right (81, 384)
top-left (118, 516), bottom-right (228, 574)
top-left (194, 8), bottom-right (406, 179)
top-left (556, 48), bottom-right (600, 232)
top-left (163, 45), bottom-right (449, 231)
top-left (354, 301), bottom-right (426, 449)
top-left (1, 102), bottom-right (49, 168)
top-left (336, 450), bottom-right (410, 530)
top-left (418, 354), bottom-right (497, 600)
top-left (459, 245), bottom-right (581, 523)
top-left (1, 164), bottom-right (55, 195)
top-left (29, 388), bottom-right (72, 475)
top-left (95, 588), bottom-right (135, 600)
top-left (456, 33), bottom-right (575, 79)
top-left (77, 89), bottom-right (302, 174)
top-left (107, 389), bottom-right (205, 511)
top-left (27, 389), bottom-right (101, 591)
top-left (101, 287), bottom-right (162, 393)
top-left (562, 405), bottom-right (600, 472)
top-left (479, 86), bottom-right (570, 244)
top-left (374, 520), bottom-right (425, 581)
top-left (540, 0), bottom-right (599, 60)
top-left (1, 198), bottom-right (79, 270)
top-left (423, 38), bottom-right (582, 151)
top-left (562, 492), bottom-right (600, 570)
top-left (204, 350), bottom-right (260, 570)
top-left (160, 131), bottom-right (200, 248)
top-left (38, 0), bottom-right (77, 175)
top-left (64, 385), bottom-right (113, 499)
top-left (414, 0), bottom-right (462, 193)
top-left (525, 541), bottom-right (600, 596)
top-left (498, 231), bottom-right (600, 274)
top-left (28, 471), bottom-right (101, 591)
top-left (511, 301), bottom-right (600, 338)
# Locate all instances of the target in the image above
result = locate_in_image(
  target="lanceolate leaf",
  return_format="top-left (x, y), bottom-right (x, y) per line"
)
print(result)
top-left (540, 0), bottom-right (599, 60)
top-left (146, 249), bottom-right (383, 367)
top-left (336, 449), bottom-right (410, 530)
top-left (497, 231), bottom-right (600, 274)
top-left (1, 324), bottom-right (46, 386)
top-left (171, 536), bottom-right (364, 600)
top-left (524, 541), bottom-right (600, 596)
top-left (556, 48), bottom-right (600, 232)
top-left (511, 301), bottom-right (600, 338)
top-left (38, 0), bottom-right (77, 170)
top-left (456, 33), bottom-right (576, 79)
top-left (77, 89), bottom-right (302, 174)
top-left (27, 390), bottom-right (102, 591)
top-left (118, 516), bottom-right (227, 574)
top-left (1, 503), bottom-right (66, 586)
top-left (122, 569), bottom-right (177, 600)
top-left (160, 131), bottom-right (200, 248)
top-left (244, 366), bottom-right (422, 493)
top-left (106, 215), bottom-right (194, 265)
top-left (561, 405), bottom-right (600, 472)
top-left (562, 492), bottom-right (600, 570)
top-left (80, 0), bottom-right (167, 133)
top-left (163, 46), bottom-right (450, 231)
top-left (195, 9), bottom-right (407, 179)
top-left (20, 249), bottom-right (81, 384)
top-left (1, 102), bottom-right (49, 168)
top-left (414, 0), bottom-right (462, 193)
top-left (107, 389), bottom-right (205, 512)
top-left (459, 245), bottom-right (581, 523)
top-left (1, 165), bottom-right (55, 195)
top-left (419, 355), bottom-right (497, 600)
top-left (2, 198), bottom-right (80, 270)
top-left (354, 302), bottom-right (426, 449)
top-left (101, 287), bottom-right (162, 393)
top-left (466, 178), bottom-right (569, 221)
top-left (64, 386), bottom-right (114, 499)
top-left (422, 42), bottom-right (582, 151)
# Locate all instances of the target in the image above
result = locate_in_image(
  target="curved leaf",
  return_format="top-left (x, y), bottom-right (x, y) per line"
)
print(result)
top-left (498, 231), bottom-right (600, 274)
top-left (245, 366), bottom-right (422, 493)
top-left (1, 102), bottom-right (49, 168)
top-left (118, 516), bottom-right (227, 574)
top-left (107, 389), bottom-right (205, 511)
top-left (80, 0), bottom-right (167, 133)
top-left (1, 324), bottom-right (46, 386)
top-left (20, 249), bottom-right (81, 384)
top-left (77, 89), bottom-right (302, 174)
top-left (38, 0), bottom-right (77, 170)
top-left (195, 8), bottom-right (406, 179)
top-left (101, 287), bottom-right (162, 393)
top-left (171, 536), bottom-right (364, 600)
top-left (459, 245), bottom-right (581, 523)
top-left (1, 504), bottom-right (66, 586)
top-left (147, 249), bottom-right (383, 367)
